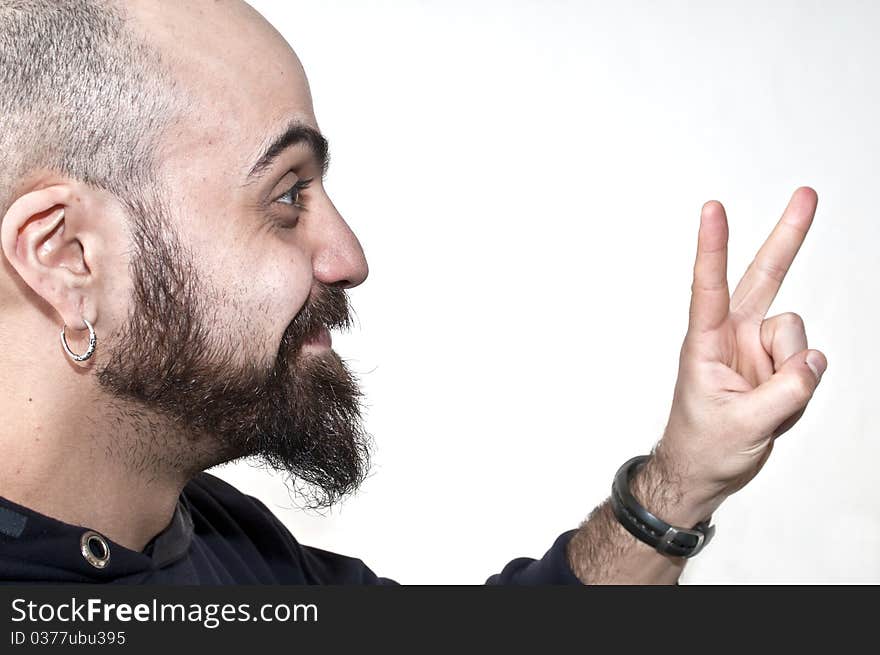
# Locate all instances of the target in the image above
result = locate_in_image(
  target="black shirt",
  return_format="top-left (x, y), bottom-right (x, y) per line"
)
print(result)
top-left (0, 472), bottom-right (583, 584)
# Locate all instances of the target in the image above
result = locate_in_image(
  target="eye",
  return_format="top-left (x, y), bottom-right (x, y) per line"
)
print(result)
top-left (276, 176), bottom-right (313, 208)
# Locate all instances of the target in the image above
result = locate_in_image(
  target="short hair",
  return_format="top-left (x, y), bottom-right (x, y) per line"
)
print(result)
top-left (0, 0), bottom-right (182, 220)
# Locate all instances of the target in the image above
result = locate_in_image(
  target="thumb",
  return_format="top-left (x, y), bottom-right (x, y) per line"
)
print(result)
top-left (743, 349), bottom-right (827, 431)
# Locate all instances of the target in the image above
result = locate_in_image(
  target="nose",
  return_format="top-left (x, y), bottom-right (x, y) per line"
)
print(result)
top-left (309, 195), bottom-right (369, 289)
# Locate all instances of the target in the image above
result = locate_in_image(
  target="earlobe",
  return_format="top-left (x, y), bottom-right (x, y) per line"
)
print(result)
top-left (0, 184), bottom-right (94, 331)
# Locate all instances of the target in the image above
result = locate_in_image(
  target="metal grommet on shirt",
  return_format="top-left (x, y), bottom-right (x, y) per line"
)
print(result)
top-left (80, 530), bottom-right (111, 569)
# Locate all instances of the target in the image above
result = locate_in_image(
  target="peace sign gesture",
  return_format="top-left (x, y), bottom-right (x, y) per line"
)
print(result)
top-left (649, 187), bottom-right (827, 527)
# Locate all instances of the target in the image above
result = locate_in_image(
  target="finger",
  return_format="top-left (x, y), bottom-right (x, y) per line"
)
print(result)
top-left (730, 187), bottom-right (818, 320)
top-left (688, 200), bottom-right (730, 333)
top-left (760, 312), bottom-right (808, 373)
top-left (742, 348), bottom-right (827, 435)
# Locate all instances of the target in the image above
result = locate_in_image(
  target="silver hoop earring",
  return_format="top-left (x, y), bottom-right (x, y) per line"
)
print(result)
top-left (60, 317), bottom-right (97, 362)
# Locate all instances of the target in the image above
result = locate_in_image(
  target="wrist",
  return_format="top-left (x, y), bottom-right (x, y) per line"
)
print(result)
top-left (631, 449), bottom-right (725, 529)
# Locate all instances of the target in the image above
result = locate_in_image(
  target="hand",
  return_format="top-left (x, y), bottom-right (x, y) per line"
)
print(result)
top-left (652, 187), bottom-right (827, 524)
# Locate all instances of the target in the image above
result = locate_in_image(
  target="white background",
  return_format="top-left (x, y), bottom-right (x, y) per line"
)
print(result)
top-left (210, 0), bottom-right (880, 583)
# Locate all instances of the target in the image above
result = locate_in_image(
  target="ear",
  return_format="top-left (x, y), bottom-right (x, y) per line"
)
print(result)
top-left (1, 183), bottom-right (99, 335)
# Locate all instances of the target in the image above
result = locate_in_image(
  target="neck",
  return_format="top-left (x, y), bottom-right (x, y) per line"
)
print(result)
top-left (0, 373), bottom-right (208, 552)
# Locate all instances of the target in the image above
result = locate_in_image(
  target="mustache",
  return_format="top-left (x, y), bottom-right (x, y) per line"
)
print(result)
top-left (280, 282), bottom-right (354, 355)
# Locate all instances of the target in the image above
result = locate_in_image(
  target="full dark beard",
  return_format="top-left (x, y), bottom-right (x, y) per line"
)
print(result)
top-left (94, 193), bottom-right (372, 509)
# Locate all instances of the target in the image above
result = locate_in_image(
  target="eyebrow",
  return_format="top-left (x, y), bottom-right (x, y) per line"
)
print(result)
top-left (244, 119), bottom-right (330, 184)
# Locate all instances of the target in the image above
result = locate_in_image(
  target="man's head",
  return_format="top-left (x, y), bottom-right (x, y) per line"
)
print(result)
top-left (0, 0), bottom-right (371, 508)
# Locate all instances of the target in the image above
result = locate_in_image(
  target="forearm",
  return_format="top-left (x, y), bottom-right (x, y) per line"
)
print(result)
top-left (565, 447), bottom-right (720, 585)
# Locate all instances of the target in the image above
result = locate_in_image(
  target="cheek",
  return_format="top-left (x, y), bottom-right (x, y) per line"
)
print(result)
top-left (184, 218), bottom-right (314, 340)
top-left (249, 251), bottom-right (314, 328)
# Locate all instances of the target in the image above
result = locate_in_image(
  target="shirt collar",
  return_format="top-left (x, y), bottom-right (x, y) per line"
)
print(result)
top-left (0, 491), bottom-right (193, 582)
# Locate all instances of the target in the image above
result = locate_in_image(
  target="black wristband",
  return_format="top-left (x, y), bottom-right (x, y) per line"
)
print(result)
top-left (610, 455), bottom-right (715, 558)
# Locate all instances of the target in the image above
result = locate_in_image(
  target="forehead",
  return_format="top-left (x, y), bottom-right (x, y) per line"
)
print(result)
top-left (128, 0), bottom-right (318, 183)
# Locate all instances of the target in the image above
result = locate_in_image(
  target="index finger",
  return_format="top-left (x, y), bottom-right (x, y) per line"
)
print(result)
top-left (730, 187), bottom-right (818, 319)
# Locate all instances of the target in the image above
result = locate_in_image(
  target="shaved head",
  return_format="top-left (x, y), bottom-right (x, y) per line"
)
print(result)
top-left (0, 0), bottom-right (182, 224)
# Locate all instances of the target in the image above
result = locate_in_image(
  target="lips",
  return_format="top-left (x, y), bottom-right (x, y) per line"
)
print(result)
top-left (304, 327), bottom-right (332, 348)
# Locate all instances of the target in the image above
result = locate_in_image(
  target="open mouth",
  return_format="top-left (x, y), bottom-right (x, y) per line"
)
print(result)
top-left (303, 326), bottom-right (332, 349)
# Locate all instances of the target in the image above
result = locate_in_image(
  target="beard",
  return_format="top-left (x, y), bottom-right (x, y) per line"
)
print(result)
top-left (94, 193), bottom-right (372, 509)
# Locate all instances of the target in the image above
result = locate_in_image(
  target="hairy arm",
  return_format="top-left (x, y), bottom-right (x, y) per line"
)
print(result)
top-left (565, 444), bottom-right (713, 584)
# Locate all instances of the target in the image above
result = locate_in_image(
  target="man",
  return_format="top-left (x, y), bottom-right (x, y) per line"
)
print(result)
top-left (0, 0), bottom-right (826, 584)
